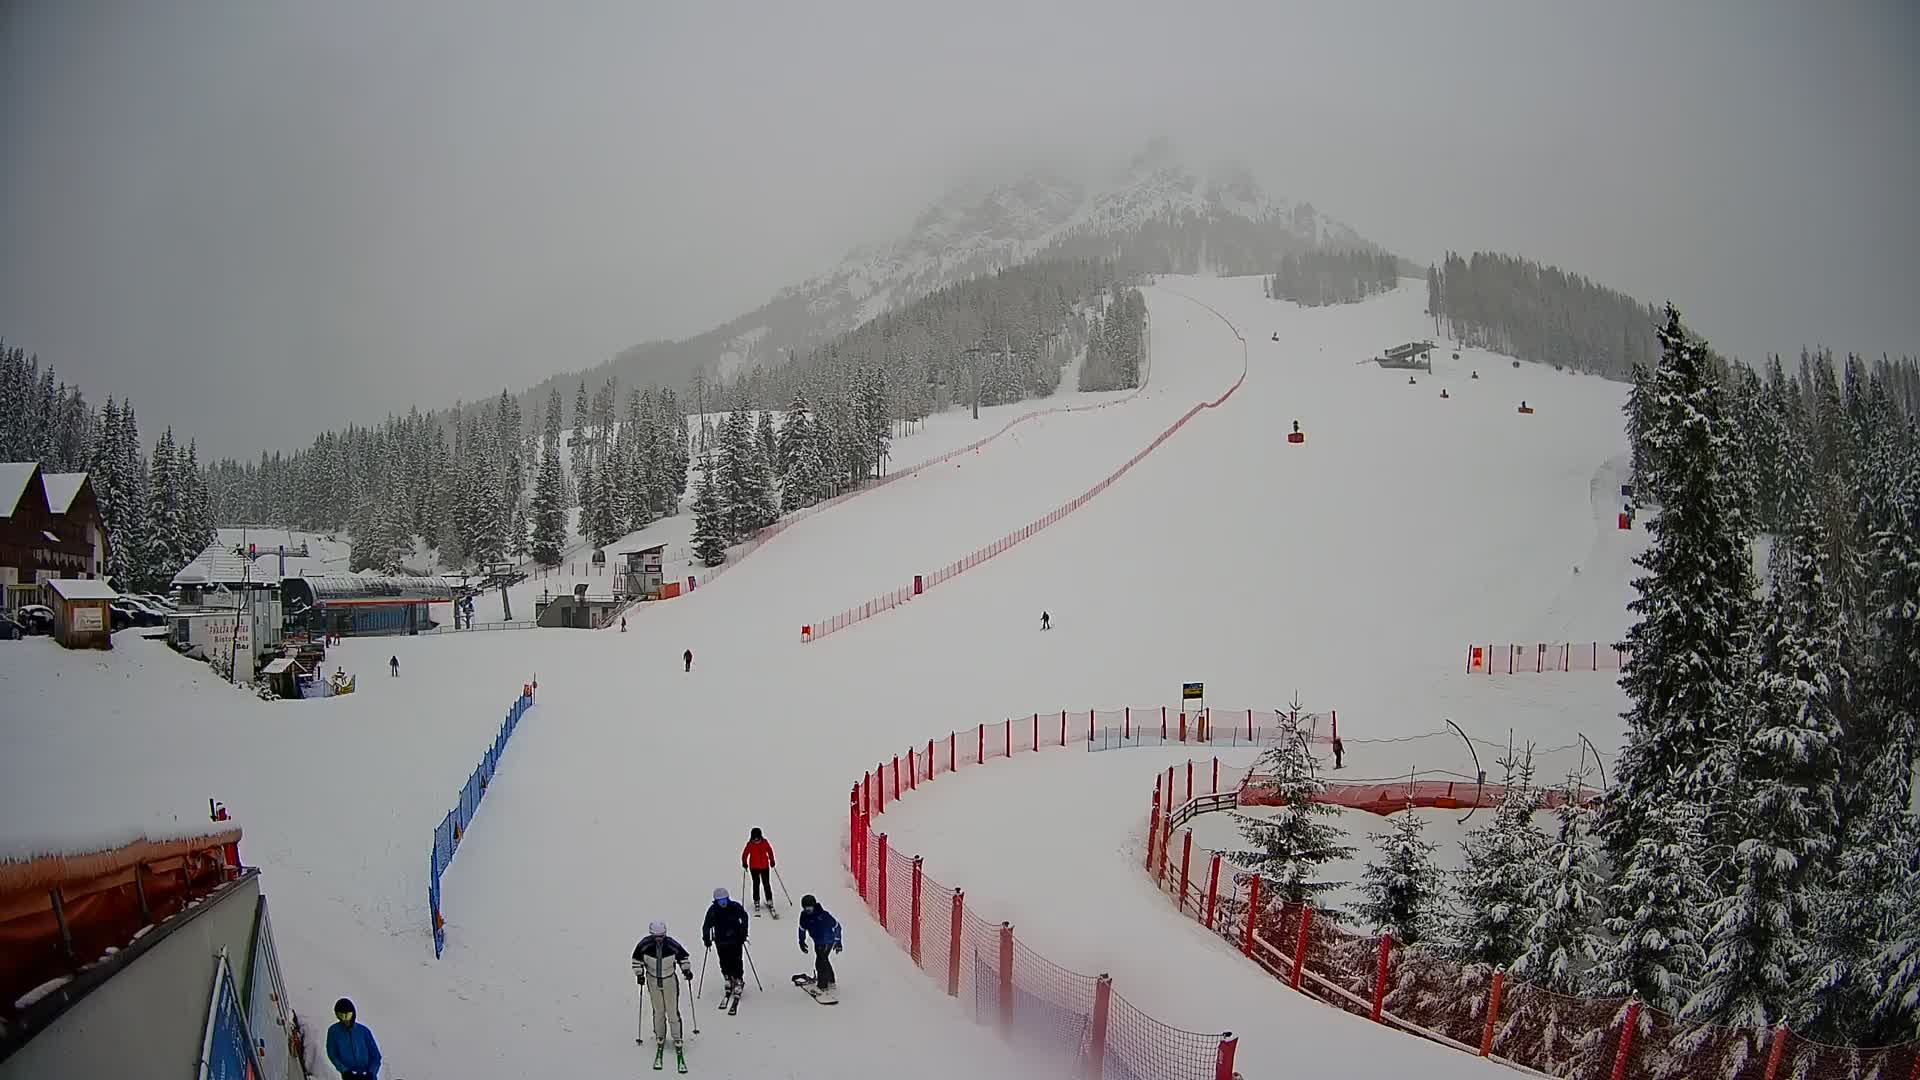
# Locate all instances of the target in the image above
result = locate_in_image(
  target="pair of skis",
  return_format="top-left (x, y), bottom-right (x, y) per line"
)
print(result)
top-left (647, 1041), bottom-right (687, 1073)
top-left (753, 900), bottom-right (780, 920)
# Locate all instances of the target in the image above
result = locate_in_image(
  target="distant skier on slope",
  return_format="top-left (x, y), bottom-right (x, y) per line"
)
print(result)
top-left (704, 888), bottom-right (751, 1011)
top-left (683, 648), bottom-right (693, 673)
top-left (742, 828), bottom-right (777, 912)
top-left (1040, 611), bottom-right (1051, 631)
top-left (797, 895), bottom-right (843, 1001)
top-left (388, 655), bottom-right (399, 677)
top-left (632, 921), bottom-right (692, 1072)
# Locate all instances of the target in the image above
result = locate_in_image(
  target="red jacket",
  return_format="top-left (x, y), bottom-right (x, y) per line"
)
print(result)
top-left (742, 838), bottom-right (775, 870)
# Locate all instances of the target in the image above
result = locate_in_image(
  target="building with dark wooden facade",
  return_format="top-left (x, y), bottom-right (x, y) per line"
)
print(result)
top-left (0, 463), bottom-right (109, 610)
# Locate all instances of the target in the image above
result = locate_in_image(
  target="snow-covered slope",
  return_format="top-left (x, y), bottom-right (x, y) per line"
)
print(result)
top-left (0, 277), bottom-right (1636, 1079)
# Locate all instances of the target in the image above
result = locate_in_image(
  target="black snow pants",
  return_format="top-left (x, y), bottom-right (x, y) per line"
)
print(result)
top-left (717, 940), bottom-right (745, 983)
top-left (811, 945), bottom-right (835, 989)
top-left (750, 868), bottom-right (772, 905)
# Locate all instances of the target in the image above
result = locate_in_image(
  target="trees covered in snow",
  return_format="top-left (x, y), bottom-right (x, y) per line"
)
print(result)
top-left (1589, 779), bottom-right (1709, 1014)
top-left (1355, 802), bottom-right (1441, 945)
top-left (1444, 748), bottom-right (1548, 970)
top-left (1081, 286), bottom-right (1148, 392)
top-left (1235, 708), bottom-right (1352, 911)
top-left (1267, 250), bottom-right (1399, 307)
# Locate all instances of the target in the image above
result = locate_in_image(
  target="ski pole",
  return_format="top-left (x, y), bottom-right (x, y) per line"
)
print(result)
top-left (743, 942), bottom-right (764, 991)
top-left (773, 867), bottom-right (795, 907)
top-left (696, 946), bottom-right (709, 996)
top-left (686, 969), bottom-right (700, 1035)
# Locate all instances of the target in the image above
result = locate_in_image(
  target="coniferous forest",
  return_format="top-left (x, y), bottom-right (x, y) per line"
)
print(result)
top-left (1265, 250), bottom-right (1400, 307)
top-left (1, 259), bottom-right (1149, 581)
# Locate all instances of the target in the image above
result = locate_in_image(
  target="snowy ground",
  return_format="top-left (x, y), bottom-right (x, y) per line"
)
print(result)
top-left (0, 276), bottom-right (1641, 1078)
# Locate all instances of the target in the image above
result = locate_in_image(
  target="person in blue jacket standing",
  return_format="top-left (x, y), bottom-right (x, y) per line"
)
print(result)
top-left (326, 997), bottom-right (382, 1080)
top-left (797, 894), bottom-right (842, 999)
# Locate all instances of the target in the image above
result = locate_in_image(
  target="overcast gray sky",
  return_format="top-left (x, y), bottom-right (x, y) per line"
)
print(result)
top-left (3, 1), bottom-right (1915, 458)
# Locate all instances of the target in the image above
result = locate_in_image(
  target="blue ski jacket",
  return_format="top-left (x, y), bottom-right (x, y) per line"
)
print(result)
top-left (326, 1019), bottom-right (382, 1076)
top-left (798, 905), bottom-right (841, 950)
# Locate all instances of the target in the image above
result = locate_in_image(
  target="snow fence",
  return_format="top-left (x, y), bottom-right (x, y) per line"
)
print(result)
top-left (1465, 641), bottom-right (1631, 675)
top-left (428, 681), bottom-right (536, 958)
top-left (848, 711), bottom-right (1240, 1080)
top-left (1146, 763), bottom-right (1920, 1080)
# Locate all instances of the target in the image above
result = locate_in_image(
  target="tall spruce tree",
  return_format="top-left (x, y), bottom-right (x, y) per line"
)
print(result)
top-left (530, 441), bottom-right (566, 567)
top-left (690, 459), bottom-right (727, 566)
top-left (1604, 305), bottom-right (1759, 875)
top-left (1234, 706), bottom-right (1352, 911)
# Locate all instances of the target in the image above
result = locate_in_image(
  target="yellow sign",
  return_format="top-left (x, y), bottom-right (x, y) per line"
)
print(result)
top-left (1181, 682), bottom-right (1204, 700)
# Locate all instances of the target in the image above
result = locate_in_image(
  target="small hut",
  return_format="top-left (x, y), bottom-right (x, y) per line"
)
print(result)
top-left (45, 578), bottom-right (117, 649)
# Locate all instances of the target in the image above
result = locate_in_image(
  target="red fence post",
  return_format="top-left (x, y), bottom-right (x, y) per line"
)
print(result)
top-left (893, 755), bottom-right (901, 798)
top-left (1179, 711), bottom-right (1188, 742)
top-left (864, 770), bottom-right (872, 815)
top-left (1162, 706), bottom-right (1167, 740)
top-left (910, 856), bottom-right (924, 966)
top-left (908, 747), bottom-right (917, 791)
top-left (1088, 709), bottom-right (1094, 744)
top-left (1033, 713), bottom-right (1039, 752)
top-left (947, 889), bottom-right (964, 997)
top-left (1370, 933), bottom-right (1393, 1022)
top-left (1086, 974), bottom-right (1113, 1080)
top-left (1124, 707), bottom-right (1130, 740)
top-left (1479, 970), bottom-right (1504, 1056)
top-left (997, 923), bottom-right (1014, 1033)
top-left (1060, 709), bottom-right (1067, 747)
top-left (949, 731), bottom-right (956, 772)
top-left (1290, 905), bottom-right (1313, 990)
top-left (876, 765), bottom-right (886, 813)
top-left (1213, 757), bottom-right (1220, 794)
top-left (1241, 876), bottom-right (1262, 958)
top-left (1178, 832), bottom-right (1193, 911)
top-left (1761, 1023), bottom-right (1790, 1080)
top-left (1005, 721), bottom-right (1011, 759)
top-left (1609, 1001), bottom-right (1640, 1080)
top-left (1145, 788), bottom-right (1162, 871)
top-left (977, 723), bottom-right (984, 764)
top-left (1186, 760), bottom-right (1194, 802)
top-left (1214, 1034), bottom-right (1237, 1080)
top-left (1204, 853), bottom-right (1222, 928)
top-left (877, 833), bottom-right (890, 929)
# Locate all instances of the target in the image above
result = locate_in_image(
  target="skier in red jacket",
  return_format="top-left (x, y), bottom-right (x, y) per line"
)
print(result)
top-left (742, 828), bottom-right (777, 913)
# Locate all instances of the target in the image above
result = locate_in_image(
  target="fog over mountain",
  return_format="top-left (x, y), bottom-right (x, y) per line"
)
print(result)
top-left (1, 1), bottom-right (1914, 456)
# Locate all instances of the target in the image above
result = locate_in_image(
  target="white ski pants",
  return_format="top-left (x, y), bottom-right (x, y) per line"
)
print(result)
top-left (640, 974), bottom-right (684, 1044)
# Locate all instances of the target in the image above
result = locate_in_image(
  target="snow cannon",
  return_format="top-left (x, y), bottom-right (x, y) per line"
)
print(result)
top-left (1287, 420), bottom-right (1305, 445)
top-left (1517, 401), bottom-right (1535, 414)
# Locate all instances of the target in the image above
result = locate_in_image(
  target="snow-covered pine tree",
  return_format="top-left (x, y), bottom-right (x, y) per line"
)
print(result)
top-left (621, 390), bottom-right (653, 534)
top-left (587, 453), bottom-right (619, 551)
top-left (690, 459), bottom-right (726, 566)
top-left (530, 440), bottom-right (566, 566)
top-left (1234, 705), bottom-right (1353, 911)
top-left (569, 381), bottom-right (589, 507)
top-left (1683, 493), bottom-right (1843, 1039)
top-left (756, 409), bottom-right (776, 471)
top-left (1589, 772), bottom-right (1709, 1015)
top-left (1355, 799), bottom-right (1441, 945)
top-left (377, 479), bottom-right (413, 574)
top-left (140, 429), bottom-right (187, 590)
top-left (107, 405), bottom-right (147, 587)
top-left (1604, 305), bottom-right (1758, 877)
top-left (667, 391), bottom-right (691, 501)
top-left (1511, 786), bottom-right (1604, 994)
top-left (1867, 814), bottom-right (1920, 1043)
top-left (1447, 747), bottom-right (1548, 969)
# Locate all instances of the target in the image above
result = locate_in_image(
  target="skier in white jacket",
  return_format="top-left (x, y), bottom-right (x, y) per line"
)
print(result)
top-left (631, 921), bottom-right (693, 1058)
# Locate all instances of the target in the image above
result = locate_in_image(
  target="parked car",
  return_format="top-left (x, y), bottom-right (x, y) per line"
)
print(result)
top-left (0, 611), bottom-right (21, 640)
top-left (112, 597), bottom-right (167, 627)
top-left (15, 605), bottom-right (54, 635)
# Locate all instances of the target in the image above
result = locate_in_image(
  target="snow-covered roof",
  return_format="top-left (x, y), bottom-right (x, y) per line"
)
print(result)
top-left (40, 472), bottom-right (88, 514)
top-left (45, 578), bottom-right (118, 601)
top-left (260, 657), bottom-right (296, 675)
top-left (0, 462), bottom-right (38, 516)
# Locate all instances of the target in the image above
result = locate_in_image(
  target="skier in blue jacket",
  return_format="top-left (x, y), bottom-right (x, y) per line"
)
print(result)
top-left (797, 894), bottom-right (842, 993)
top-left (326, 997), bottom-right (382, 1080)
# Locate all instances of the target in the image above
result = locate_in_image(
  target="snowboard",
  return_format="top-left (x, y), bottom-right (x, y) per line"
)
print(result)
top-left (791, 973), bottom-right (839, 1005)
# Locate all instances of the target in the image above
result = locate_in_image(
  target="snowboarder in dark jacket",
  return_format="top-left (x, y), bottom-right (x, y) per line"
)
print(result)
top-left (703, 887), bottom-right (750, 1001)
top-left (798, 895), bottom-right (842, 992)
top-left (683, 648), bottom-right (693, 672)
top-left (326, 997), bottom-right (382, 1080)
